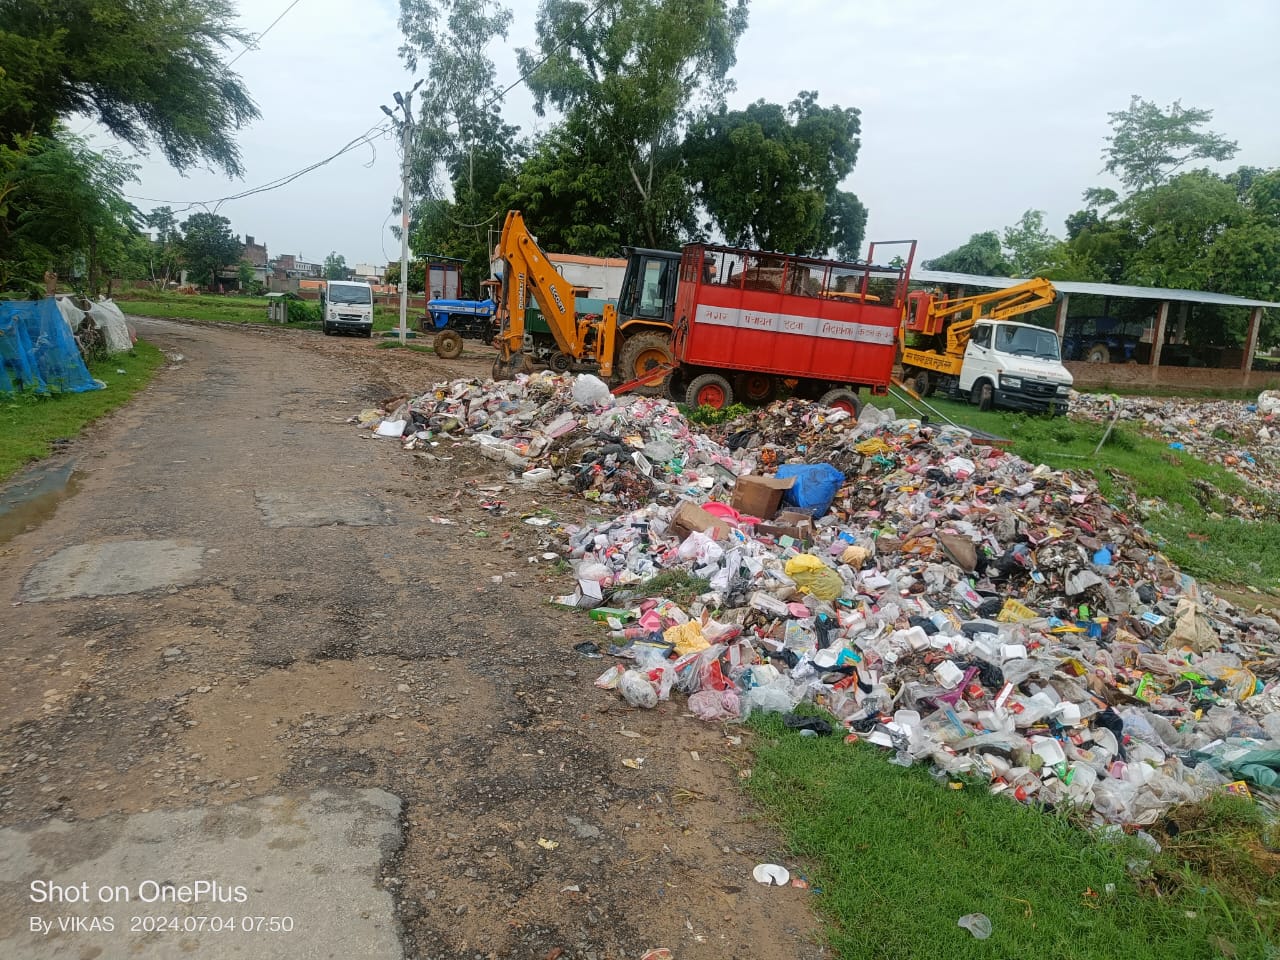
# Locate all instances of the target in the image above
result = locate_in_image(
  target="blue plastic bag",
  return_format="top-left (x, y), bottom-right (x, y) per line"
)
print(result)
top-left (776, 463), bottom-right (845, 518)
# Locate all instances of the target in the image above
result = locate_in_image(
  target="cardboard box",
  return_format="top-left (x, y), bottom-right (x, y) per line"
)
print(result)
top-left (730, 474), bottom-right (795, 520)
top-left (754, 510), bottom-right (814, 544)
top-left (670, 500), bottom-right (732, 541)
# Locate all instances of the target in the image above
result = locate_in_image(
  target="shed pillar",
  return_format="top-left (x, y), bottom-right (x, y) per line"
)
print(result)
top-left (1054, 293), bottom-right (1070, 338)
top-left (1149, 301), bottom-right (1170, 378)
top-left (1241, 306), bottom-right (1263, 379)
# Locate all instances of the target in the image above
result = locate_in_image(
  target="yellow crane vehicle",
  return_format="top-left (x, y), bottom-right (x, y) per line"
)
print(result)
top-left (899, 277), bottom-right (1074, 415)
top-left (489, 210), bottom-right (681, 389)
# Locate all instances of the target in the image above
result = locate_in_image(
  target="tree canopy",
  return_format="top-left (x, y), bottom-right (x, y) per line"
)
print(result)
top-left (685, 92), bottom-right (865, 257)
top-left (324, 251), bottom-right (347, 281)
top-left (178, 212), bottom-right (240, 289)
top-left (0, 0), bottom-right (259, 176)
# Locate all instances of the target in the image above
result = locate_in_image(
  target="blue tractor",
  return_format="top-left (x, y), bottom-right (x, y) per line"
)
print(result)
top-left (419, 287), bottom-right (498, 359)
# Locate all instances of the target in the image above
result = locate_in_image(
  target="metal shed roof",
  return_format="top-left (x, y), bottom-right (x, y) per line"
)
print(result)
top-left (910, 269), bottom-right (1280, 310)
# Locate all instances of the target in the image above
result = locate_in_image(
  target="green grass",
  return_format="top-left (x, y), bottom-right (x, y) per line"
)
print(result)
top-left (873, 393), bottom-right (1280, 593)
top-left (115, 291), bottom-right (412, 332)
top-left (746, 712), bottom-right (1278, 960)
top-left (0, 341), bottom-right (165, 481)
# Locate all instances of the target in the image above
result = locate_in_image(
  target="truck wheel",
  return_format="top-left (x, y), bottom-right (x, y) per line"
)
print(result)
top-left (1087, 343), bottom-right (1111, 363)
top-left (549, 351), bottom-right (573, 373)
top-left (818, 387), bottom-right (861, 416)
top-left (616, 331), bottom-right (672, 395)
top-left (322, 322), bottom-right (332, 336)
top-left (434, 329), bottom-right (464, 359)
top-left (686, 373), bottom-right (733, 410)
top-left (976, 380), bottom-right (994, 411)
top-left (735, 372), bottom-right (777, 405)
top-left (911, 368), bottom-right (934, 397)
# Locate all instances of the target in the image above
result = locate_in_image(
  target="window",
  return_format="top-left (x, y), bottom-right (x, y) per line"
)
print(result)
top-left (994, 324), bottom-right (1061, 360)
top-left (970, 324), bottom-right (992, 348)
top-left (328, 284), bottom-right (371, 305)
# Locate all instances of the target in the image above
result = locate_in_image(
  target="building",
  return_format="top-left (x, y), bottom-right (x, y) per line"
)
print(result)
top-left (353, 263), bottom-right (384, 284)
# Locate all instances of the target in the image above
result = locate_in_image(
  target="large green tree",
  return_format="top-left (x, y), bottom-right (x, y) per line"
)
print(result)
top-left (517, 0), bottom-right (749, 248)
top-left (0, 0), bottom-right (258, 176)
top-left (177, 212), bottom-right (240, 289)
top-left (684, 92), bottom-right (866, 257)
top-left (1103, 96), bottom-right (1238, 195)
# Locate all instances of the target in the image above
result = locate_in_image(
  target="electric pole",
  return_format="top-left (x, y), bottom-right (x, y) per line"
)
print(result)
top-left (382, 80), bottom-right (423, 346)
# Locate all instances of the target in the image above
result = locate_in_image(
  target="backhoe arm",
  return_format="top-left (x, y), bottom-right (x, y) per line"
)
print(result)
top-left (493, 210), bottom-right (584, 363)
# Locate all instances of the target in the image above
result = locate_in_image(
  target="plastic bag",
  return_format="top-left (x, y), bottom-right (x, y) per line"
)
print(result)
top-left (736, 681), bottom-right (802, 719)
top-left (688, 688), bottom-right (741, 721)
top-left (619, 670), bottom-right (658, 708)
top-left (776, 463), bottom-right (845, 518)
top-left (571, 374), bottom-right (614, 408)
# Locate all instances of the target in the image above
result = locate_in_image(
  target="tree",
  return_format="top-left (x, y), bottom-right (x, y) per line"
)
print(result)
top-left (1124, 171), bottom-right (1241, 289)
top-left (384, 259), bottom-right (426, 294)
top-left (1, 131), bottom-right (140, 293)
top-left (177, 212), bottom-right (240, 289)
top-left (1103, 96), bottom-right (1238, 194)
top-left (0, 0), bottom-right (258, 176)
top-left (1001, 209), bottom-right (1060, 276)
top-left (145, 205), bottom-right (181, 289)
top-left (398, 0), bottom-right (514, 199)
top-left (237, 260), bottom-right (254, 290)
top-left (517, 0), bottom-right (750, 247)
top-left (684, 92), bottom-right (866, 257)
top-left (922, 231), bottom-right (1010, 274)
top-left (324, 251), bottom-right (347, 280)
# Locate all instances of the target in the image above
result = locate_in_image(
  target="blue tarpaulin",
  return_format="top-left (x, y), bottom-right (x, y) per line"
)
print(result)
top-left (0, 298), bottom-right (100, 395)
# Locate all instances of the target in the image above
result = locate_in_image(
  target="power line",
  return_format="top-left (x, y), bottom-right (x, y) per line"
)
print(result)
top-left (228, 0), bottom-right (307, 66)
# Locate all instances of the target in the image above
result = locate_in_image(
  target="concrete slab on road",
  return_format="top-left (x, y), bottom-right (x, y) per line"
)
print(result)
top-left (0, 788), bottom-right (404, 959)
top-left (255, 490), bottom-right (394, 528)
top-left (21, 539), bottom-right (206, 602)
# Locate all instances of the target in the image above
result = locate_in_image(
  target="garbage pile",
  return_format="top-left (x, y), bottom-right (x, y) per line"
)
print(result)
top-left (363, 374), bottom-right (1280, 825)
top-left (1071, 391), bottom-right (1280, 494)
top-left (357, 372), bottom-right (750, 506)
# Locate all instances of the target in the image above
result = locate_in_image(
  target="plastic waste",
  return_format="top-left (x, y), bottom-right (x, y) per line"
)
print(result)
top-left (776, 463), bottom-right (845, 518)
top-left (571, 373), bottom-right (613, 407)
top-left (619, 670), bottom-right (658, 709)
top-left (957, 914), bottom-right (992, 939)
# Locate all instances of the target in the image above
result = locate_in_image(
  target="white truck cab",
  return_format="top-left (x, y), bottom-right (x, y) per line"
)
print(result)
top-left (321, 280), bottom-right (374, 338)
top-left (960, 320), bottom-right (1073, 415)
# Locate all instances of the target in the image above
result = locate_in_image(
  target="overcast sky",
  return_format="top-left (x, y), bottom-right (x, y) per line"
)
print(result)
top-left (89, 0), bottom-right (1280, 269)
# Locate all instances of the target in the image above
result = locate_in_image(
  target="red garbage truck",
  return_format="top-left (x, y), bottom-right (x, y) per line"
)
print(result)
top-left (665, 241), bottom-right (916, 414)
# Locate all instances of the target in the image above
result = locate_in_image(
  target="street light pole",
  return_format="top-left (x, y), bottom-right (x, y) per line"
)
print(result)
top-left (396, 90), bottom-right (413, 346)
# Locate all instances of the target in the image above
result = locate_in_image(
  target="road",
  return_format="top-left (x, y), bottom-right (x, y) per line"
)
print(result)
top-left (0, 319), bottom-right (818, 960)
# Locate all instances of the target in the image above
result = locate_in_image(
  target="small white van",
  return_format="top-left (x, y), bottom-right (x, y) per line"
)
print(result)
top-left (321, 281), bottom-right (374, 337)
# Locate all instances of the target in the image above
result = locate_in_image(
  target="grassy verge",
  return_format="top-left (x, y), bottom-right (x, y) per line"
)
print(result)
top-left (746, 712), bottom-right (1277, 960)
top-left (0, 341), bottom-right (166, 481)
top-left (116, 292), bottom-right (414, 333)
top-left (874, 393), bottom-right (1280, 594)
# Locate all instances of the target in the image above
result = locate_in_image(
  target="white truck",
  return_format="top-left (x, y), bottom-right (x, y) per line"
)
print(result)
top-left (321, 280), bottom-right (374, 338)
top-left (900, 278), bottom-right (1073, 415)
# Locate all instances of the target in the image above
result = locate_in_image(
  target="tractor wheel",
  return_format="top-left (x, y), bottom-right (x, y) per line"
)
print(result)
top-left (686, 373), bottom-right (734, 410)
top-left (1086, 343), bottom-right (1112, 364)
top-left (433, 329), bottom-right (464, 360)
top-left (616, 331), bottom-right (672, 395)
top-left (818, 387), bottom-right (861, 416)
top-left (976, 380), bottom-right (994, 411)
top-left (734, 371), bottom-right (777, 405)
top-left (549, 351), bottom-right (573, 373)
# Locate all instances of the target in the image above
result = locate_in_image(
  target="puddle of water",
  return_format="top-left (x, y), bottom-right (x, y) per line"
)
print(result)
top-left (0, 461), bottom-right (81, 545)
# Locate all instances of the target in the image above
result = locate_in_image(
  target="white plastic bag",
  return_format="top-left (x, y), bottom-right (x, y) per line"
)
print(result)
top-left (571, 374), bottom-right (614, 408)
